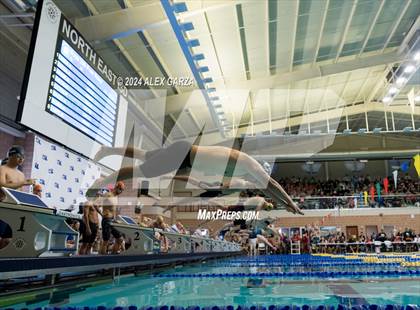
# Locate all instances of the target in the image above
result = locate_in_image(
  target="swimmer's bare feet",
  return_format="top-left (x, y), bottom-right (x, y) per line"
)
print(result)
top-left (93, 146), bottom-right (111, 162)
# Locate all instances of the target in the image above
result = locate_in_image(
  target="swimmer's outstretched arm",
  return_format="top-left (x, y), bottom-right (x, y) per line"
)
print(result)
top-left (256, 234), bottom-right (276, 251)
top-left (195, 146), bottom-right (302, 214)
top-left (231, 150), bottom-right (303, 214)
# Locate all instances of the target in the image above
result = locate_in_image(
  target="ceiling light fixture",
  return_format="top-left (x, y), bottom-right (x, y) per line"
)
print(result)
top-left (403, 65), bottom-right (416, 73)
top-left (396, 77), bottom-right (407, 85)
top-left (382, 96), bottom-right (392, 103)
top-left (388, 87), bottom-right (398, 94)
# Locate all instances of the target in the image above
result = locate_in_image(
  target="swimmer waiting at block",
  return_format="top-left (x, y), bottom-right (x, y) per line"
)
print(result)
top-left (95, 181), bottom-right (126, 255)
top-left (0, 146), bottom-right (35, 190)
top-left (79, 201), bottom-right (99, 255)
top-left (89, 142), bottom-right (303, 215)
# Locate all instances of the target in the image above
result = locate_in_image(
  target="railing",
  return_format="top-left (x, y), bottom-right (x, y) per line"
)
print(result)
top-left (171, 194), bottom-right (420, 212)
top-left (312, 241), bottom-right (419, 254)
top-left (294, 194), bottom-right (420, 210)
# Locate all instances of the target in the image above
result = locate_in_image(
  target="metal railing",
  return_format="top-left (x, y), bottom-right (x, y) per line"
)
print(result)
top-left (312, 241), bottom-right (419, 254)
top-left (294, 194), bottom-right (420, 210)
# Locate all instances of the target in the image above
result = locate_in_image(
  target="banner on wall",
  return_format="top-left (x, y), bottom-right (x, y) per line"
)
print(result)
top-left (31, 135), bottom-right (102, 210)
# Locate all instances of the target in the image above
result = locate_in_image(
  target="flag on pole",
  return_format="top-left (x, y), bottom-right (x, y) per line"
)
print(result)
top-left (363, 191), bottom-right (368, 206)
top-left (414, 154), bottom-right (420, 177)
top-left (376, 182), bottom-right (381, 200)
top-left (392, 170), bottom-right (398, 189)
top-left (370, 185), bottom-right (375, 202)
top-left (383, 177), bottom-right (389, 194)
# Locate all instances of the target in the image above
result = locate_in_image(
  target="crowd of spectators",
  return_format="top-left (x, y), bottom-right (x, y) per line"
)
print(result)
top-left (257, 225), bottom-right (420, 255)
top-left (277, 174), bottom-right (419, 209)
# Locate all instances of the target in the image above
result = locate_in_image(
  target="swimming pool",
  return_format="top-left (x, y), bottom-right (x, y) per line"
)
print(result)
top-left (4, 255), bottom-right (420, 308)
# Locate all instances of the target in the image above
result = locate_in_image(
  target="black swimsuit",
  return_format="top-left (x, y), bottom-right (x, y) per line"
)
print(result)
top-left (138, 141), bottom-right (193, 178)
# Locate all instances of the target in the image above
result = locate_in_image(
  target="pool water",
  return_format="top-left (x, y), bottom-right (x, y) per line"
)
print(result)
top-left (6, 255), bottom-right (420, 308)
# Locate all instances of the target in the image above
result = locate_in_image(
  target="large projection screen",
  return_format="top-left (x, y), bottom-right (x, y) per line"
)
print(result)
top-left (17, 0), bottom-right (128, 164)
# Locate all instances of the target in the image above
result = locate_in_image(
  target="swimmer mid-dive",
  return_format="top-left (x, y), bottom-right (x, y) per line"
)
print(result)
top-left (89, 142), bottom-right (303, 215)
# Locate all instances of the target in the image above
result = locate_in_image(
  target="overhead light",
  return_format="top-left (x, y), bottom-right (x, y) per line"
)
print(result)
top-left (372, 127), bottom-right (382, 133)
top-left (306, 161), bottom-right (314, 165)
top-left (403, 65), bottom-right (416, 74)
top-left (415, 95), bottom-right (420, 102)
top-left (388, 87), bottom-right (398, 94)
top-left (359, 159), bottom-right (368, 163)
top-left (343, 129), bottom-right (352, 135)
top-left (396, 77), bottom-right (407, 85)
top-left (382, 96), bottom-right (392, 103)
top-left (403, 127), bottom-right (413, 133)
top-left (358, 128), bottom-right (367, 134)
top-left (414, 52), bottom-right (420, 62)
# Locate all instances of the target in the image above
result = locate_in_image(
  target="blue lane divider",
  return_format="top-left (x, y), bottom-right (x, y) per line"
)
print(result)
top-left (152, 269), bottom-right (420, 279)
top-left (26, 304), bottom-right (420, 310)
top-left (208, 262), bottom-right (404, 267)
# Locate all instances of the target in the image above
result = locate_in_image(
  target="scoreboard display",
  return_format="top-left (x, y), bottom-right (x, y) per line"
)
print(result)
top-left (18, 0), bottom-right (128, 160)
top-left (47, 40), bottom-right (118, 146)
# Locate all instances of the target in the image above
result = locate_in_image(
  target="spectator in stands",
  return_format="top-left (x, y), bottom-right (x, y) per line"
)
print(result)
top-left (414, 233), bottom-right (420, 251)
top-left (347, 234), bottom-right (358, 253)
top-left (403, 227), bottom-right (415, 252)
top-left (276, 174), bottom-right (419, 210)
top-left (403, 227), bottom-right (414, 241)
top-left (301, 232), bottom-right (310, 253)
top-left (376, 229), bottom-right (387, 242)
